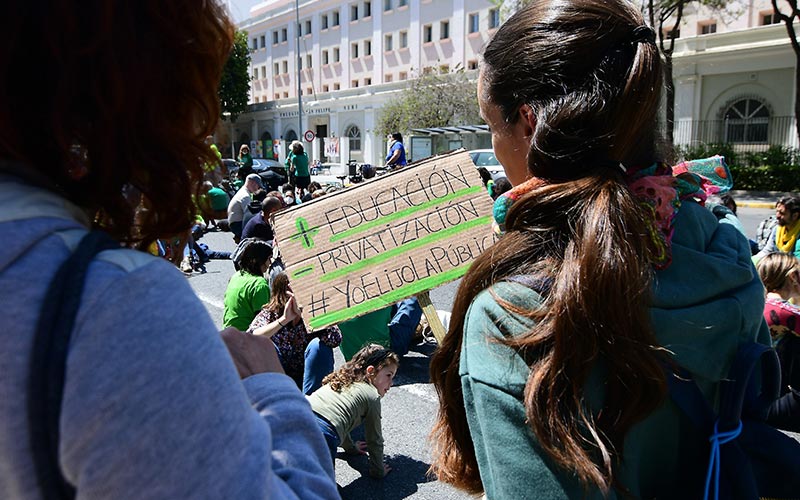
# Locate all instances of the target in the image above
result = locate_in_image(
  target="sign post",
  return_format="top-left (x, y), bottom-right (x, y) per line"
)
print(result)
top-left (271, 149), bottom-right (496, 332)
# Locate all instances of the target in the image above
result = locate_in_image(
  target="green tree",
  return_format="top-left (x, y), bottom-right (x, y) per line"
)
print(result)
top-left (376, 68), bottom-right (482, 138)
top-left (771, 1), bottom-right (800, 145)
top-left (219, 30), bottom-right (251, 122)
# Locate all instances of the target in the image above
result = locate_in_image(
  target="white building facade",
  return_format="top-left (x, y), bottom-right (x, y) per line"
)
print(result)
top-left (664, 0), bottom-right (796, 150)
top-left (227, 0), bottom-right (800, 166)
top-left (230, 0), bottom-right (499, 166)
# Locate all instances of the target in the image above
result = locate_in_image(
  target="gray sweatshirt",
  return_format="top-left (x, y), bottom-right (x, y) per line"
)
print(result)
top-left (0, 174), bottom-right (338, 499)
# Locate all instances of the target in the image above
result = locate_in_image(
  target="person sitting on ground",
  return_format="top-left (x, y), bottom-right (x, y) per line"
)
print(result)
top-left (302, 181), bottom-right (323, 202)
top-left (757, 252), bottom-right (800, 432)
top-left (0, 1), bottom-right (337, 497)
top-left (755, 196), bottom-right (800, 262)
top-left (223, 240), bottom-right (272, 331)
top-left (237, 144), bottom-right (254, 180)
top-left (338, 298), bottom-right (423, 359)
top-left (227, 173), bottom-right (263, 243)
top-left (283, 188), bottom-right (298, 207)
top-left (242, 189), bottom-right (266, 230)
top-left (307, 344), bottom-right (398, 478)
top-left (248, 272), bottom-right (342, 394)
top-left (242, 196), bottom-right (282, 242)
top-left (199, 180), bottom-right (229, 228)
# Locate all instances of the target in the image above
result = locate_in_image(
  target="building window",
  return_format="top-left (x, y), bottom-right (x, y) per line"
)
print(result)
top-left (323, 84), bottom-right (329, 92)
top-left (260, 35), bottom-right (266, 48)
top-left (351, 4), bottom-right (359, 21)
top-left (283, 92), bottom-right (289, 98)
top-left (351, 42), bottom-right (359, 58)
top-left (761, 12), bottom-right (780, 25)
top-left (281, 28), bottom-right (288, 42)
top-left (322, 15), bottom-right (329, 29)
top-left (384, 0), bottom-right (392, 11)
top-left (334, 83), bottom-right (341, 90)
top-left (664, 27), bottom-right (680, 39)
top-left (489, 8), bottom-right (500, 29)
top-left (252, 38), bottom-right (258, 50)
top-left (385, 34), bottom-right (393, 51)
top-left (333, 10), bottom-right (340, 26)
top-left (439, 64), bottom-right (449, 73)
top-left (398, 0), bottom-right (407, 6)
top-left (297, 23), bottom-right (302, 35)
top-left (275, 93), bottom-right (280, 100)
top-left (364, 1), bottom-right (372, 18)
top-left (423, 24), bottom-right (433, 43)
top-left (700, 22), bottom-right (717, 35)
top-left (468, 13), bottom-right (479, 33)
top-left (334, 47), bottom-right (340, 62)
top-left (322, 50), bottom-right (329, 64)
top-left (253, 68), bottom-right (258, 79)
top-left (298, 57), bottom-right (302, 69)
top-left (254, 96), bottom-right (259, 103)
top-left (399, 71), bottom-right (407, 80)
top-left (307, 87), bottom-right (313, 95)
top-left (467, 60), bottom-right (478, 70)
top-left (273, 31), bottom-right (279, 44)
top-left (364, 40), bottom-right (372, 56)
top-left (365, 77), bottom-right (372, 86)
top-left (261, 66), bottom-right (267, 79)
top-left (352, 79), bottom-right (359, 87)
top-left (440, 20), bottom-right (450, 39)
top-left (384, 73), bottom-right (393, 82)
top-left (724, 98), bottom-right (770, 143)
top-left (305, 20), bottom-right (312, 34)
top-left (347, 125), bottom-right (362, 151)
top-left (307, 54), bottom-right (312, 68)
top-left (274, 62), bottom-right (280, 74)
top-left (282, 60), bottom-right (288, 73)
top-left (400, 30), bottom-right (408, 48)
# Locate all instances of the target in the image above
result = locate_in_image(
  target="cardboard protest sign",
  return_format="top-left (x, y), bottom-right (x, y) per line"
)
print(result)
top-left (271, 149), bottom-right (496, 330)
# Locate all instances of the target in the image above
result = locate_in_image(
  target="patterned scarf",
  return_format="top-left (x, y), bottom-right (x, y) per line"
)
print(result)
top-left (776, 220), bottom-right (800, 254)
top-left (492, 155), bottom-right (732, 269)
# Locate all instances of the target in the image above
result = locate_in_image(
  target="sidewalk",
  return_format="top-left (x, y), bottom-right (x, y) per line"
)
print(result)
top-left (730, 190), bottom-right (800, 209)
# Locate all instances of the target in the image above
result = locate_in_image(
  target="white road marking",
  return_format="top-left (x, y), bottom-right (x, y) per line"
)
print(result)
top-left (195, 291), bottom-right (225, 309)
top-left (397, 383), bottom-right (438, 403)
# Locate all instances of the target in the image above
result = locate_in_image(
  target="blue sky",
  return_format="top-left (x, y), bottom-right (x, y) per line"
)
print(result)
top-left (227, 0), bottom-right (263, 24)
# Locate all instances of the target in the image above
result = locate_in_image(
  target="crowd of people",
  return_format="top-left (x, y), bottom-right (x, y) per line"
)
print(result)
top-left (4, 0), bottom-right (800, 499)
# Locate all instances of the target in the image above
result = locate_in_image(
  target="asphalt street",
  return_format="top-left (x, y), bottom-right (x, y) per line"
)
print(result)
top-left (188, 203), bottom-right (778, 499)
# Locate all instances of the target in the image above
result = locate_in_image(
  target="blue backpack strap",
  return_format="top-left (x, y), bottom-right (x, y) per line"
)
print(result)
top-left (27, 231), bottom-right (119, 500)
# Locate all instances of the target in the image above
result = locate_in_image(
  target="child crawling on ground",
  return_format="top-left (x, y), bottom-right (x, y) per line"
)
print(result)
top-left (307, 343), bottom-right (398, 478)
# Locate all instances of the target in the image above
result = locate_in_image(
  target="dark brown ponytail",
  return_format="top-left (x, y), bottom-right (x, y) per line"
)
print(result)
top-left (431, 0), bottom-right (670, 494)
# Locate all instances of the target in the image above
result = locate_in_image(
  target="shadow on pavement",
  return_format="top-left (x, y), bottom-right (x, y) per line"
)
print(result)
top-left (338, 454), bottom-right (435, 500)
top-left (392, 340), bottom-right (438, 387)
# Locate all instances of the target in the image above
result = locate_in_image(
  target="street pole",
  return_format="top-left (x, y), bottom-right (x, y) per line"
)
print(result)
top-left (295, 0), bottom-right (303, 142)
top-left (223, 112), bottom-right (234, 158)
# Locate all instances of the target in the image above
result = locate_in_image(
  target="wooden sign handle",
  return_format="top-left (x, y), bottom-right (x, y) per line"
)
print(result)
top-left (416, 291), bottom-right (447, 345)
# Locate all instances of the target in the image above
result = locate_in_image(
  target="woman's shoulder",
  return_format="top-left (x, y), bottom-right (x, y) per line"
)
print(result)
top-left (467, 280), bottom-right (544, 339)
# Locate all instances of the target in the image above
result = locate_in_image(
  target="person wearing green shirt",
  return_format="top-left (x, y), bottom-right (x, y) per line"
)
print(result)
top-left (238, 144), bottom-right (254, 180)
top-left (285, 141), bottom-right (310, 190)
top-left (223, 240), bottom-right (272, 331)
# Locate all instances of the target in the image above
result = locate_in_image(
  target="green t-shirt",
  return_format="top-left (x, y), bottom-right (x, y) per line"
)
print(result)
top-left (285, 152), bottom-right (310, 177)
top-left (337, 306), bottom-right (393, 360)
top-left (222, 271), bottom-right (270, 331)
top-left (207, 187), bottom-right (230, 211)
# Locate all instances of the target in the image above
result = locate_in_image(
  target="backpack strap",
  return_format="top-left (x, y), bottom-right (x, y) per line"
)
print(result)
top-left (27, 231), bottom-right (119, 500)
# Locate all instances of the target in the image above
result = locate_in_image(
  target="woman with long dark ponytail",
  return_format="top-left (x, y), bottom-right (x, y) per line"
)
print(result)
top-left (429, 0), bottom-right (771, 497)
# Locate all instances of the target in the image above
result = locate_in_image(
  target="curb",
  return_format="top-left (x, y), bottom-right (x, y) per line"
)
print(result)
top-left (737, 202), bottom-right (776, 209)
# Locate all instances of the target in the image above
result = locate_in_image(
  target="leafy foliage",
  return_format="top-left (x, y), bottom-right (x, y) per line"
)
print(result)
top-left (219, 30), bottom-right (251, 122)
top-left (375, 69), bottom-right (482, 137)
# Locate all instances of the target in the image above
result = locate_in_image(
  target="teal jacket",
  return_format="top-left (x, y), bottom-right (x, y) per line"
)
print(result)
top-left (460, 201), bottom-right (771, 499)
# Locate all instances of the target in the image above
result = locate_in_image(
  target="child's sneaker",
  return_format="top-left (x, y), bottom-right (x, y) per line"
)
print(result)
top-left (179, 257), bottom-right (193, 274)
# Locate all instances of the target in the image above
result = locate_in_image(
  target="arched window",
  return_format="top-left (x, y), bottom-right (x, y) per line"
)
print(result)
top-left (724, 98), bottom-right (770, 143)
top-left (284, 130), bottom-right (298, 143)
top-left (346, 125), bottom-right (361, 151)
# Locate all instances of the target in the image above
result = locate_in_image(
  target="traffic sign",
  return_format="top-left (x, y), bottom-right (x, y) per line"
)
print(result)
top-left (304, 130), bottom-right (315, 142)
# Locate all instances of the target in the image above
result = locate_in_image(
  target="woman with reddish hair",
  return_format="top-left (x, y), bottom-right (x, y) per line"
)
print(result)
top-left (0, 2), bottom-right (337, 498)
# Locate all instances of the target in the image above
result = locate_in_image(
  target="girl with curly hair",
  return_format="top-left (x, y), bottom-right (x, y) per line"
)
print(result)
top-left (307, 344), bottom-right (399, 478)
